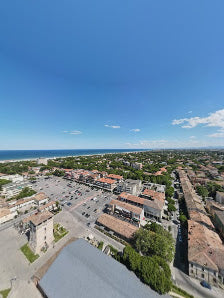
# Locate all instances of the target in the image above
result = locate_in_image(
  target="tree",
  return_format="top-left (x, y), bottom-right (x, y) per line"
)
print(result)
top-left (9, 187), bottom-right (36, 201)
top-left (179, 214), bottom-right (187, 224)
top-left (122, 246), bottom-right (172, 294)
top-left (0, 179), bottom-right (11, 191)
top-left (165, 186), bottom-right (174, 198)
top-left (168, 203), bottom-right (176, 213)
top-left (53, 169), bottom-right (65, 177)
top-left (196, 185), bottom-right (208, 198)
top-left (133, 225), bottom-right (174, 263)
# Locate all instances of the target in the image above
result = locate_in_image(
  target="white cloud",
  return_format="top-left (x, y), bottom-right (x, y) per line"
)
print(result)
top-left (64, 130), bottom-right (82, 135)
top-left (130, 128), bottom-right (140, 132)
top-left (188, 111), bottom-right (193, 114)
top-left (172, 109), bottom-right (224, 129)
top-left (189, 136), bottom-right (196, 139)
top-left (208, 129), bottom-right (224, 138)
top-left (104, 124), bottom-right (120, 129)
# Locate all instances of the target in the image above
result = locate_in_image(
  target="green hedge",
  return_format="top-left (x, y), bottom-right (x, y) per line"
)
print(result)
top-left (171, 284), bottom-right (194, 298)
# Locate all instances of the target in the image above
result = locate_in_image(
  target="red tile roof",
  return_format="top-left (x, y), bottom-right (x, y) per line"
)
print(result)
top-left (118, 192), bottom-right (144, 205)
top-left (97, 213), bottom-right (138, 239)
top-left (107, 174), bottom-right (123, 180)
top-left (97, 178), bottom-right (116, 185)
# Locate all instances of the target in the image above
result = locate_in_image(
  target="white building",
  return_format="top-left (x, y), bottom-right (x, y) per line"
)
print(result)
top-left (1, 174), bottom-right (24, 183)
top-left (131, 162), bottom-right (143, 170)
top-left (37, 158), bottom-right (48, 165)
top-left (116, 179), bottom-right (142, 196)
top-left (1, 181), bottom-right (33, 199)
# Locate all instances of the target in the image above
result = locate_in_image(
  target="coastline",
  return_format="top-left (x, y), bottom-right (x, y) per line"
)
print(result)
top-left (0, 149), bottom-right (150, 163)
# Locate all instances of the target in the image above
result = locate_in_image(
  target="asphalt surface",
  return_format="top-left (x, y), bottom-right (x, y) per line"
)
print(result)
top-left (32, 176), bottom-right (116, 227)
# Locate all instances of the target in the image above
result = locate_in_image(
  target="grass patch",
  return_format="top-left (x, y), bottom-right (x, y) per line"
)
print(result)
top-left (171, 284), bottom-right (194, 298)
top-left (97, 241), bottom-right (104, 250)
top-left (0, 288), bottom-right (11, 298)
top-left (54, 223), bottom-right (68, 242)
top-left (20, 243), bottom-right (39, 263)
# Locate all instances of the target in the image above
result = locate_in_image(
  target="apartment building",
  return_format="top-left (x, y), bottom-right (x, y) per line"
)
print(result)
top-left (94, 178), bottom-right (116, 191)
top-left (1, 180), bottom-right (32, 199)
top-left (179, 169), bottom-right (224, 286)
top-left (118, 192), bottom-right (164, 222)
top-left (107, 199), bottom-right (144, 225)
top-left (116, 179), bottom-right (142, 196)
top-left (188, 220), bottom-right (224, 286)
top-left (107, 174), bottom-right (123, 183)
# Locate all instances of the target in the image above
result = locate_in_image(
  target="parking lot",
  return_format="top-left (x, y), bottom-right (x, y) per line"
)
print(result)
top-left (32, 176), bottom-right (116, 226)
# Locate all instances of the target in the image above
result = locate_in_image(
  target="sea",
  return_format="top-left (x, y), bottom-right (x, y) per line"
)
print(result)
top-left (0, 149), bottom-right (150, 162)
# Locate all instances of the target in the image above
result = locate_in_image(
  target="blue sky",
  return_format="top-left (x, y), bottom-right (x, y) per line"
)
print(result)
top-left (0, 0), bottom-right (224, 149)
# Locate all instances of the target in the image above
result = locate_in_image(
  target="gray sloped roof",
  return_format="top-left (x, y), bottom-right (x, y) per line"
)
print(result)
top-left (39, 239), bottom-right (168, 298)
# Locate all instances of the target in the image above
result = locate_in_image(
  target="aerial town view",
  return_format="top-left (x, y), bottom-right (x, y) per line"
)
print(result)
top-left (1, 151), bottom-right (224, 298)
top-left (1, 1), bottom-right (224, 298)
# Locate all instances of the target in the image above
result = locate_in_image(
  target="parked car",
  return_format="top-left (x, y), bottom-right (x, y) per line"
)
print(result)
top-left (67, 202), bottom-right (72, 207)
top-left (200, 280), bottom-right (211, 290)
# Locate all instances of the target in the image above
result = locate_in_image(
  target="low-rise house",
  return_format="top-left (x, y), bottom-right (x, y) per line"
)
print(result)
top-left (108, 199), bottom-right (144, 225)
top-left (96, 213), bottom-right (138, 241)
top-left (154, 167), bottom-right (167, 176)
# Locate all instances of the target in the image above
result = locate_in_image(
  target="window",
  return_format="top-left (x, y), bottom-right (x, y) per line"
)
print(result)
top-left (191, 264), bottom-right (193, 268)
top-left (201, 273), bottom-right (204, 278)
top-left (213, 278), bottom-right (216, 283)
top-left (44, 236), bottom-right (46, 240)
top-left (191, 270), bottom-right (193, 273)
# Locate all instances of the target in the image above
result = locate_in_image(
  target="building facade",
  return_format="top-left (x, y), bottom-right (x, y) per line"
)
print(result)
top-left (29, 211), bottom-right (54, 254)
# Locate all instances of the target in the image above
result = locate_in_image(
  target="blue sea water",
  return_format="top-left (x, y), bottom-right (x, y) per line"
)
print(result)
top-left (0, 149), bottom-right (149, 161)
